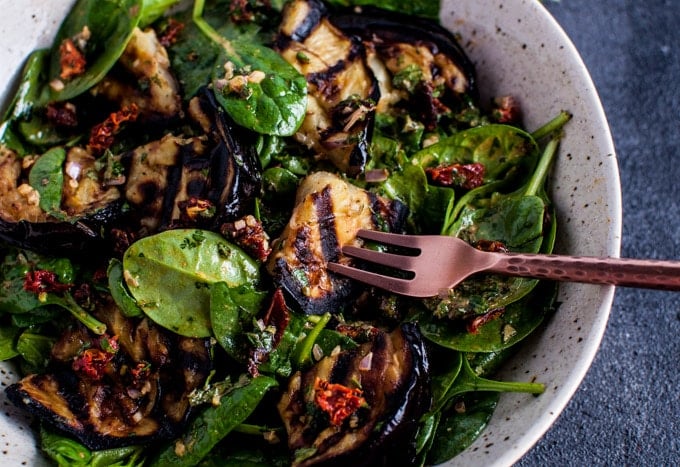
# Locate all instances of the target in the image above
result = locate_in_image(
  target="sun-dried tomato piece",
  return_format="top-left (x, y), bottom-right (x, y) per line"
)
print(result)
top-left (23, 270), bottom-right (73, 295)
top-left (46, 102), bottom-right (78, 128)
top-left (466, 307), bottom-right (505, 334)
top-left (88, 104), bottom-right (139, 154)
top-left (59, 38), bottom-right (87, 80)
top-left (473, 239), bottom-right (509, 253)
top-left (491, 95), bottom-right (521, 124)
top-left (314, 377), bottom-right (365, 426)
top-left (426, 162), bottom-right (485, 190)
top-left (72, 335), bottom-right (119, 381)
top-left (222, 215), bottom-right (271, 262)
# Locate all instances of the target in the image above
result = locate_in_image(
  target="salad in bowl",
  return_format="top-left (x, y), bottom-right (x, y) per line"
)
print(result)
top-left (0, 0), bottom-right (620, 465)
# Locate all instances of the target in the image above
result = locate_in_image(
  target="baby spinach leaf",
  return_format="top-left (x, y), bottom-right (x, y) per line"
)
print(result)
top-left (210, 281), bottom-right (267, 362)
top-left (0, 325), bottom-right (21, 361)
top-left (419, 281), bottom-right (559, 352)
top-left (427, 135), bottom-right (560, 319)
top-left (413, 124), bottom-right (538, 185)
top-left (16, 331), bottom-right (56, 373)
top-left (28, 147), bottom-right (66, 217)
top-left (122, 229), bottom-right (260, 337)
top-left (151, 375), bottom-right (278, 466)
top-left (325, 0), bottom-right (440, 19)
top-left (211, 41), bottom-right (308, 136)
top-left (426, 392), bottom-right (499, 464)
top-left (46, 0), bottom-right (144, 103)
top-left (107, 259), bottom-right (144, 318)
top-left (192, 0), bottom-right (307, 136)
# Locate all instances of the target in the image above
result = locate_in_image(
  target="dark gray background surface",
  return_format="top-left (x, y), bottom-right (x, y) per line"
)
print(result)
top-left (518, 1), bottom-right (680, 465)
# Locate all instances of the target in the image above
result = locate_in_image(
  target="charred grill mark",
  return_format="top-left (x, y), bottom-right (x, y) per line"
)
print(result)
top-left (328, 346), bottom-right (357, 384)
top-left (159, 155), bottom-right (184, 230)
top-left (313, 186), bottom-right (341, 263)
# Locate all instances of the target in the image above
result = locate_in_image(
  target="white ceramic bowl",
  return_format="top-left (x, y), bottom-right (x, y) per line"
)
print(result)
top-left (0, 0), bottom-right (621, 465)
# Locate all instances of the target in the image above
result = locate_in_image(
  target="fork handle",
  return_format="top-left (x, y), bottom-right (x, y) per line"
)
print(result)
top-left (489, 253), bottom-right (680, 290)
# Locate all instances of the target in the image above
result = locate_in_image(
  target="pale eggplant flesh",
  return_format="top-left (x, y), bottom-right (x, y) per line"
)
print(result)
top-left (121, 87), bottom-right (262, 234)
top-left (266, 171), bottom-right (407, 315)
top-left (277, 322), bottom-right (431, 466)
top-left (276, 0), bottom-right (379, 177)
top-left (5, 298), bottom-right (212, 450)
top-left (330, 6), bottom-right (479, 130)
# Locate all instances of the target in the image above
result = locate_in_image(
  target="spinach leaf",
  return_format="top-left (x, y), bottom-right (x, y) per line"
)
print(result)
top-left (16, 331), bottom-right (56, 373)
top-left (426, 134), bottom-right (560, 319)
top-left (122, 229), bottom-right (260, 337)
top-left (426, 392), bottom-right (500, 464)
top-left (210, 281), bottom-right (267, 363)
top-left (192, 0), bottom-right (307, 136)
top-left (413, 124), bottom-right (538, 185)
top-left (0, 250), bottom-right (105, 334)
top-left (28, 147), bottom-right (66, 217)
top-left (325, 0), bottom-right (440, 19)
top-left (151, 375), bottom-right (278, 466)
top-left (0, 49), bottom-right (51, 154)
top-left (107, 259), bottom-right (144, 317)
top-left (40, 424), bottom-right (146, 467)
top-left (0, 325), bottom-right (21, 361)
top-left (46, 0), bottom-right (145, 103)
top-left (439, 353), bottom-right (543, 411)
top-left (419, 281), bottom-right (559, 352)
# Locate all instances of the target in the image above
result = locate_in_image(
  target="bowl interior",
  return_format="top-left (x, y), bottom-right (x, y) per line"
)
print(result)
top-left (439, 0), bottom-right (620, 465)
top-left (0, 0), bottom-right (621, 465)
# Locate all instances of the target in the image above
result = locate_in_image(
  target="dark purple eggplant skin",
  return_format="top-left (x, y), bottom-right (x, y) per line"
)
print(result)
top-left (197, 87), bottom-right (263, 226)
top-left (0, 200), bottom-right (125, 257)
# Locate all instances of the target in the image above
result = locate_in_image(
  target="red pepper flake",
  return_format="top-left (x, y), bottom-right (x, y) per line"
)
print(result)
top-left (426, 162), bottom-right (485, 190)
top-left (313, 377), bottom-right (365, 426)
top-left (473, 239), bottom-right (509, 253)
top-left (23, 270), bottom-right (73, 295)
top-left (130, 361), bottom-right (152, 384)
top-left (492, 95), bottom-right (521, 124)
top-left (88, 104), bottom-right (139, 154)
top-left (59, 38), bottom-right (87, 80)
top-left (159, 18), bottom-right (185, 47)
top-left (466, 307), bottom-right (505, 334)
top-left (72, 335), bottom-right (119, 381)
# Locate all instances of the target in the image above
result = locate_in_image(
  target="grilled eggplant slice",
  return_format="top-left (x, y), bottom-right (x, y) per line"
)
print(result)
top-left (5, 298), bottom-right (212, 449)
top-left (123, 87), bottom-right (262, 233)
top-left (277, 0), bottom-right (379, 176)
top-left (266, 171), bottom-right (407, 315)
top-left (331, 6), bottom-right (478, 130)
top-left (277, 322), bottom-right (431, 466)
top-left (0, 144), bottom-right (124, 255)
top-left (91, 27), bottom-right (182, 122)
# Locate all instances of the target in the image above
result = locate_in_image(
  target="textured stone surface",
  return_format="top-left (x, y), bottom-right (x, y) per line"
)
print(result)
top-left (518, 1), bottom-right (680, 465)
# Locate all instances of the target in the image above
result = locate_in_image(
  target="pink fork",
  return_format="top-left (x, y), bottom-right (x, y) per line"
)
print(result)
top-left (326, 229), bottom-right (680, 297)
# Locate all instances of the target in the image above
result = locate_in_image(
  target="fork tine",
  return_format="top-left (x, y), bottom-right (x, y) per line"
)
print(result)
top-left (355, 229), bottom-right (421, 248)
top-left (342, 245), bottom-right (415, 270)
top-left (327, 262), bottom-right (416, 295)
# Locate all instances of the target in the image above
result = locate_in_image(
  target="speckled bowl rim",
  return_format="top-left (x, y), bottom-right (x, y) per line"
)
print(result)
top-left (0, 1), bottom-right (621, 466)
